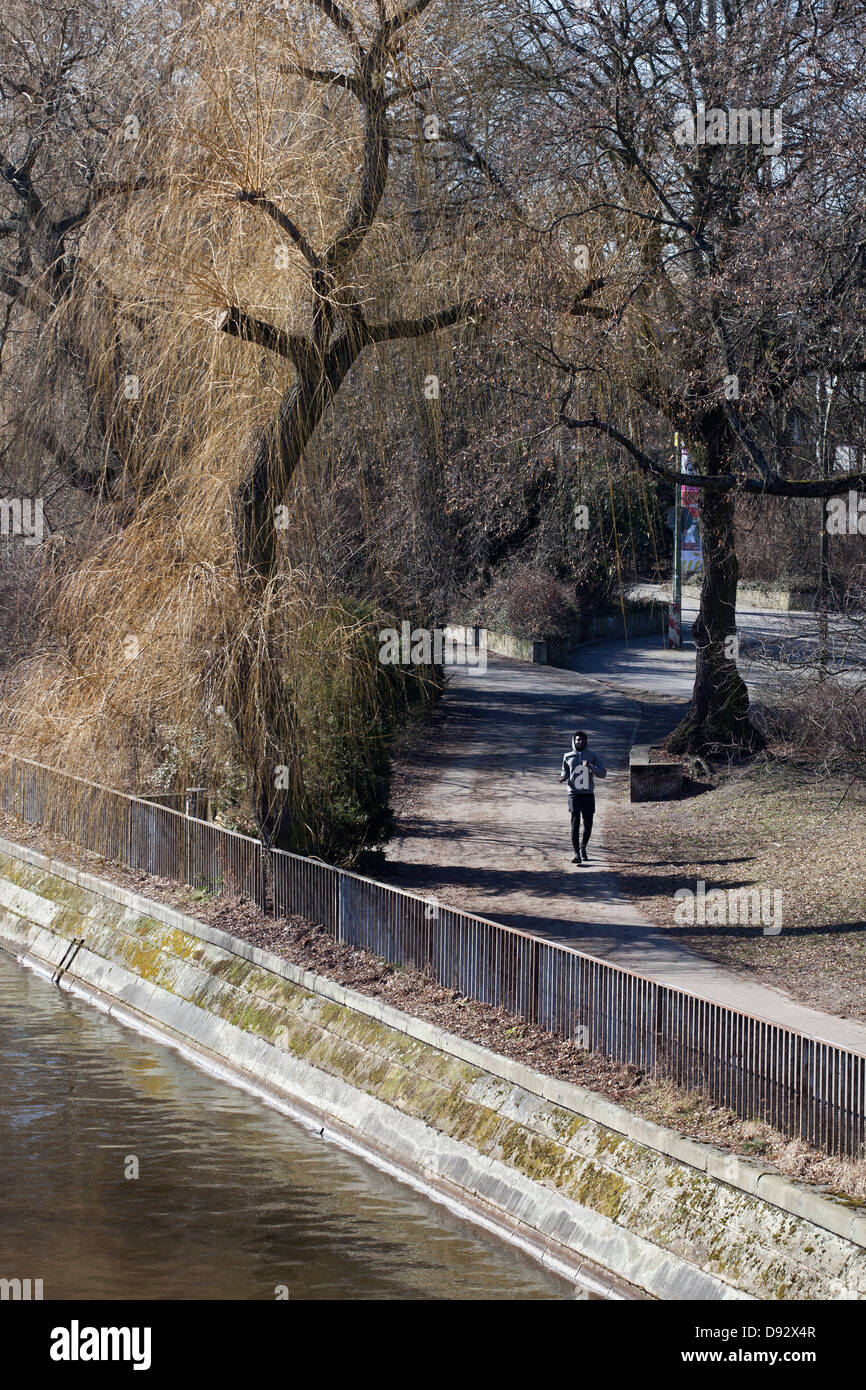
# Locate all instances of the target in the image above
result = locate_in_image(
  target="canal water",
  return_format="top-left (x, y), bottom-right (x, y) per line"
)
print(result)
top-left (0, 948), bottom-right (578, 1300)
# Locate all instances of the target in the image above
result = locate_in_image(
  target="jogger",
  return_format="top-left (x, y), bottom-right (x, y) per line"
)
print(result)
top-left (559, 730), bottom-right (606, 864)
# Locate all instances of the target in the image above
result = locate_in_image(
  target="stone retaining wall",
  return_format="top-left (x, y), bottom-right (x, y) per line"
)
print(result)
top-left (454, 602), bottom-right (667, 667)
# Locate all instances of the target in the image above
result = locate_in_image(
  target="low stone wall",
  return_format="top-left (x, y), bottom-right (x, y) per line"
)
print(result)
top-left (438, 625), bottom-right (548, 664)
top-left (485, 630), bottom-right (549, 663)
top-left (682, 582), bottom-right (816, 612)
top-left (1, 836), bottom-right (864, 1302)
top-left (548, 602), bottom-right (667, 665)
top-left (629, 745), bottom-right (684, 802)
top-left (467, 601), bottom-right (667, 668)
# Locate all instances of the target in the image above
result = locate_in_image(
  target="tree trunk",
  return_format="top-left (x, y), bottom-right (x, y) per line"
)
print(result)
top-left (231, 350), bottom-right (357, 852)
top-left (234, 367), bottom-right (332, 580)
top-left (229, 372), bottom-right (323, 849)
top-left (667, 486), bottom-right (763, 754)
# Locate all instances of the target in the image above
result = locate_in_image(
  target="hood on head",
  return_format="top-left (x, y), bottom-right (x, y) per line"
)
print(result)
top-left (572, 734), bottom-right (584, 751)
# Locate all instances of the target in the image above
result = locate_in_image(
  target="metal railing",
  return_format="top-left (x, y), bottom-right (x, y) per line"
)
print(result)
top-left (1, 751), bottom-right (864, 1156)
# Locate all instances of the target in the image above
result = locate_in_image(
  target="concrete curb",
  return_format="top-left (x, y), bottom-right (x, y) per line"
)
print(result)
top-left (1, 832), bottom-right (863, 1253)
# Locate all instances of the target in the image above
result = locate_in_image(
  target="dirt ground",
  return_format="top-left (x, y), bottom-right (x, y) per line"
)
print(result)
top-left (606, 755), bottom-right (866, 1024)
top-left (2, 805), bottom-right (865, 1202)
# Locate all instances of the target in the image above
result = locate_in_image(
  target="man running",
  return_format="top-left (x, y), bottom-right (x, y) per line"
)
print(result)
top-left (559, 730), bottom-right (606, 864)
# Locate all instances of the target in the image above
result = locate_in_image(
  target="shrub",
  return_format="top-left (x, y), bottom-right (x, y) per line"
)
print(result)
top-left (478, 565), bottom-right (577, 640)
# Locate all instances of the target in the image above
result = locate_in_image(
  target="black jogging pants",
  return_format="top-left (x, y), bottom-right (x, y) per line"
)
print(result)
top-left (568, 791), bottom-right (595, 853)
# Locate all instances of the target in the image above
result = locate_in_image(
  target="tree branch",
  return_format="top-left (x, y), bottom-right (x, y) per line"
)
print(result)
top-left (386, 78), bottom-right (431, 105)
top-left (323, 1), bottom-right (436, 272)
top-left (310, 0), bottom-right (363, 50)
top-left (436, 121), bottom-right (526, 219)
top-left (217, 306), bottom-right (308, 368)
top-left (0, 265), bottom-right (53, 316)
top-left (382, 0), bottom-right (435, 40)
top-left (324, 83), bottom-right (388, 271)
top-left (234, 190), bottom-right (321, 270)
top-left (559, 414), bottom-right (866, 497)
top-left (52, 176), bottom-right (160, 238)
top-left (362, 297), bottom-right (483, 344)
top-left (281, 63), bottom-right (362, 97)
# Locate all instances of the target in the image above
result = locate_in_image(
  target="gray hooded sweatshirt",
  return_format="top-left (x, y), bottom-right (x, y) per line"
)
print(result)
top-left (561, 736), bottom-right (606, 795)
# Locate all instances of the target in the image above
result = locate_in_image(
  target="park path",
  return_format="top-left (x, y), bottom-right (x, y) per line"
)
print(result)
top-left (383, 605), bottom-right (866, 1055)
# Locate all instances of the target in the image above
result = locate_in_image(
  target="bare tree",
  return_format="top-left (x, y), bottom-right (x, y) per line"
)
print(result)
top-left (493, 0), bottom-right (866, 751)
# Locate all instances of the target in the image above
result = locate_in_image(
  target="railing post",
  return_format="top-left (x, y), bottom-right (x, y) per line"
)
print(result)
top-left (184, 788), bottom-right (207, 820)
top-left (653, 984), bottom-right (665, 1080)
top-left (799, 1037), bottom-right (812, 1147)
top-left (259, 843), bottom-right (272, 917)
top-left (183, 788), bottom-right (207, 889)
top-left (528, 937), bottom-right (539, 1025)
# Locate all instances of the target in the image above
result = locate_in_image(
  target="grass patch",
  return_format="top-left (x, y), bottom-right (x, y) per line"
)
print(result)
top-left (608, 752), bottom-right (866, 1023)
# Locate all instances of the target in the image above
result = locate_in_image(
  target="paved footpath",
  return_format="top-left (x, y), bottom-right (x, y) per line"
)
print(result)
top-left (384, 607), bottom-right (866, 1055)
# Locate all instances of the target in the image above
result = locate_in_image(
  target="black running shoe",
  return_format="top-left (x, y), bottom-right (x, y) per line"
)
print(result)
top-left (571, 855), bottom-right (581, 865)
top-left (581, 846), bottom-right (589, 862)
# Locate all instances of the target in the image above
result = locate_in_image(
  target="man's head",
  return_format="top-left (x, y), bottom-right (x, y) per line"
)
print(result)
top-left (573, 730), bottom-right (588, 752)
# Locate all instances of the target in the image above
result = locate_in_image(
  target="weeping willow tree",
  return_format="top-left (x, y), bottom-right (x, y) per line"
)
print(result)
top-left (1, 0), bottom-right (508, 859)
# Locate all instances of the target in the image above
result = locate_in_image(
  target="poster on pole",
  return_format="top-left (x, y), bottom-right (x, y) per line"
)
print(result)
top-left (680, 446), bottom-right (703, 579)
top-left (667, 600), bottom-right (681, 648)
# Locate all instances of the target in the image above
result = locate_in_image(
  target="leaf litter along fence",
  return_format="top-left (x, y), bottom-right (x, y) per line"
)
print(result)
top-left (1, 752), bottom-right (865, 1157)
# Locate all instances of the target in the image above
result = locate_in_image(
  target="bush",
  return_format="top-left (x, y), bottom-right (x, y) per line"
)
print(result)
top-left (752, 674), bottom-right (866, 772)
top-left (750, 578), bottom-right (866, 772)
top-left (477, 565), bottom-right (577, 640)
top-left (735, 494), bottom-right (866, 599)
top-left (290, 598), bottom-right (441, 863)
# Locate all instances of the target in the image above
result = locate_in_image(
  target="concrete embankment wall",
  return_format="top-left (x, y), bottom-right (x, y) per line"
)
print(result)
top-left (1, 836), bottom-right (864, 1302)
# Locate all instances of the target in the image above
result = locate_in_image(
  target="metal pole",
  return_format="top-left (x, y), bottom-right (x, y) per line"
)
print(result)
top-left (184, 787), bottom-right (206, 889)
top-left (668, 431), bottom-right (683, 648)
top-left (816, 376), bottom-right (829, 669)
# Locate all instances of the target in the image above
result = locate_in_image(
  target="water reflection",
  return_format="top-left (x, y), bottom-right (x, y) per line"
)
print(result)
top-left (0, 949), bottom-right (579, 1300)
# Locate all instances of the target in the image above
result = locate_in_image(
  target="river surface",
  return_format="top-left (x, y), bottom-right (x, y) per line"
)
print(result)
top-left (0, 948), bottom-right (578, 1300)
